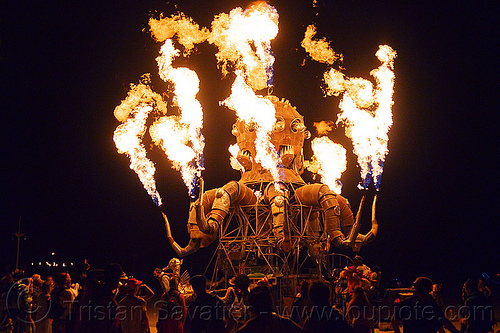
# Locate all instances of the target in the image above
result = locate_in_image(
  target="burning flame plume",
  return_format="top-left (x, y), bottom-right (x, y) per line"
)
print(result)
top-left (306, 136), bottom-right (347, 194)
top-left (149, 39), bottom-right (205, 196)
top-left (209, 2), bottom-right (279, 90)
top-left (302, 26), bottom-right (396, 190)
top-left (115, 4), bottom-right (396, 205)
top-left (229, 143), bottom-right (244, 172)
top-left (210, 3), bottom-right (283, 186)
top-left (222, 72), bottom-right (282, 183)
top-left (301, 25), bottom-right (342, 65)
top-left (113, 13), bottom-right (208, 203)
top-left (313, 120), bottom-right (335, 136)
top-left (149, 13), bottom-right (210, 55)
top-left (113, 83), bottom-right (166, 205)
top-left (333, 45), bottom-right (396, 190)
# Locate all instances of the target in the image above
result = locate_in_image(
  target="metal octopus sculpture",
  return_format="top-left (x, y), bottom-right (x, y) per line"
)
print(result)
top-left (162, 95), bottom-right (378, 278)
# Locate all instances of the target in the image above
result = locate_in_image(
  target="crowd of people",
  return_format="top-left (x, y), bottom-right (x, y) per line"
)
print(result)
top-left (0, 258), bottom-right (497, 333)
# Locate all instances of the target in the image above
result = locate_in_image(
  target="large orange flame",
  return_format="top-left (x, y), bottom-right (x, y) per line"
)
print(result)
top-left (303, 25), bottom-right (396, 190)
top-left (115, 5), bottom-right (396, 206)
top-left (113, 103), bottom-right (162, 206)
top-left (306, 136), bottom-right (347, 194)
top-left (150, 39), bottom-right (205, 195)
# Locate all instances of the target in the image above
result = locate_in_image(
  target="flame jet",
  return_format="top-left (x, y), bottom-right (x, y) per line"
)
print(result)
top-left (115, 5), bottom-right (386, 261)
top-left (164, 95), bottom-right (378, 255)
top-left (113, 83), bottom-right (167, 206)
top-left (150, 39), bottom-right (205, 197)
top-left (302, 25), bottom-right (396, 191)
top-left (305, 136), bottom-right (347, 194)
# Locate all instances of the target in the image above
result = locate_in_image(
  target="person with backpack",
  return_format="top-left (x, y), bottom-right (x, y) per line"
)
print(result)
top-left (157, 279), bottom-right (186, 333)
top-left (225, 275), bottom-right (250, 325)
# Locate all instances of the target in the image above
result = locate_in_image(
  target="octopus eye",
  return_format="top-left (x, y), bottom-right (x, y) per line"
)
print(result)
top-left (273, 117), bottom-right (285, 132)
top-left (232, 124), bottom-right (239, 136)
top-left (291, 118), bottom-right (306, 132)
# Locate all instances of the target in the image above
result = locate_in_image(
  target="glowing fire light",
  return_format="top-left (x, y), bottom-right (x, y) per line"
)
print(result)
top-left (212, 3), bottom-right (283, 187)
top-left (222, 72), bottom-right (282, 183)
top-left (114, 4), bottom-right (396, 206)
top-left (150, 39), bottom-right (205, 196)
top-left (113, 103), bottom-right (162, 206)
top-left (334, 45), bottom-right (396, 190)
top-left (306, 136), bottom-right (347, 194)
top-left (229, 143), bottom-right (244, 172)
top-left (209, 2), bottom-right (279, 90)
top-left (303, 26), bottom-right (396, 190)
top-left (301, 25), bottom-right (342, 65)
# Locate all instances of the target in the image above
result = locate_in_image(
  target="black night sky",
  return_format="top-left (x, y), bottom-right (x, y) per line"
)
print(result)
top-left (1, 0), bottom-right (498, 296)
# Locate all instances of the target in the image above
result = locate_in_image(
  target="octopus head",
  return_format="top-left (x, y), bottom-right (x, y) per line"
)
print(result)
top-left (231, 95), bottom-right (310, 174)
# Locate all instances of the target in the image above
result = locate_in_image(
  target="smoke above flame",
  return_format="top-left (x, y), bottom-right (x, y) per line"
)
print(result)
top-left (303, 26), bottom-right (396, 190)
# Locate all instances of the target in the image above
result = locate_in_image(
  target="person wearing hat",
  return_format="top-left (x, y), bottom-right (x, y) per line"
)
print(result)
top-left (336, 264), bottom-right (370, 297)
top-left (118, 278), bottom-right (152, 333)
top-left (75, 263), bottom-right (124, 333)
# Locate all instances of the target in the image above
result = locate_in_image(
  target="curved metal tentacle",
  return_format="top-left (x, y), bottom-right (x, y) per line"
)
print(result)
top-left (161, 189), bottom-right (218, 257)
top-left (353, 193), bottom-right (378, 247)
top-left (294, 184), bottom-right (378, 250)
top-left (347, 195), bottom-right (366, 244)
top-left (264, 182), bottom-right (291, 252)
top-left (197, 181), bottom-right (257, 235)
top-left (162, 209), bottom-right (201, 257)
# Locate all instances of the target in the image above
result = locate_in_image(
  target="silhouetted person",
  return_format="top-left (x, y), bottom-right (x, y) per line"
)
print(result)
top-left (346, 287), bottom-right (374, 333)
top-left (460, 279), bottom-right (494, 333)
top-left (430, 283), bottom-right (446, 333)
top-left (157, 278), bottom-right (187, 333)
top-left (75, 263), bottom-right (123, 333)
top-left (36, 280), bottom-right (54, 333)
top-left (51, 272), bottom-right (76, 333)
top-left (431, 283), bottom-right (445, 310)
top-left (392, 276), bottom-right (459, 333)
top-left (477, 277), bottom-right (492, 298)
top-left (154, 268), bottom-right (171, 294)
top-left (236, 285), bottom-right (303, 333)
top-left (230, 274), bottom-right (250, 324)
top-left (118, 278), bottom-right (151, 333)
top-left (291, 280), bottom-right (311, 327)
top-left (0, 274), bottom-right (15, 333)
top-left (184, 275), bottom-right (235, 333)
top-left (303, 281), bottom-right (352, 333)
